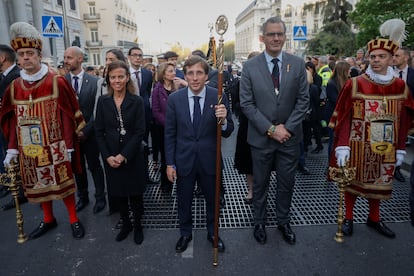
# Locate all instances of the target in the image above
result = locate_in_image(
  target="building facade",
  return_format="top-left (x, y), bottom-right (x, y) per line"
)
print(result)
top-left (0, 0), bottom-right (138, 67)
top-left (234, 0), bottom-right (360, 61)
top-left (80, 0), bottom-right (138, 66)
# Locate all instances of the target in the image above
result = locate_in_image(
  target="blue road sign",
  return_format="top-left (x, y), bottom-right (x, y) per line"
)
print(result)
top-left (293, 26), bottom-right (307, 41)
top-left (42, 16), bottom-right (64, 38)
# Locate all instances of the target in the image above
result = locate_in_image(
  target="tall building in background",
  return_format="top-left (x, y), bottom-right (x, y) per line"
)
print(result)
top-left (235, 0), bottom-right (359, 61)
top-left (0, 0), bottom-right (84, 66)
top-left (0, 0), bottom-right (138, 67)
top-left (235, 0), bottom-right (281, 61)
top-left (80, 0), bottom-right (138, 66)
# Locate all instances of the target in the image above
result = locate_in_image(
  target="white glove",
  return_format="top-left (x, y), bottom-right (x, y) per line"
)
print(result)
top-left (67, 149), bottom-right (74, 162)
top-left (396, 149), bottom-right (406, 167)
top-left (3, 149), bottom-right (19, 168)
top-left (335, 146), bottom-right (351, 167)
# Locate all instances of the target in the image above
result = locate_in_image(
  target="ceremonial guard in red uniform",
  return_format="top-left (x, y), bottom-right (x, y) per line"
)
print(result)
top-left (329, 19), bottom-right (414, 238)
top-left (0, 22), bottom-right (86, 239)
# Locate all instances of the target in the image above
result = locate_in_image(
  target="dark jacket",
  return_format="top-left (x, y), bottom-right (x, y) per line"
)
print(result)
top-left (95, 92), bottom-right (146, 196)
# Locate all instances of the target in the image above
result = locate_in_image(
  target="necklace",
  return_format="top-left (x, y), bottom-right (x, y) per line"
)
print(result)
top-left (116, 106), bottom-right (126, 136)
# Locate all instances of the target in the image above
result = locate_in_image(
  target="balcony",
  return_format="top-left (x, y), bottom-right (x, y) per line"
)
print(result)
top-left (83, 13), bottom-right (101, 22)
top-left (85, 40), bottom-right (103, 48)
top-left (116, 40), bottom-right (138, 49)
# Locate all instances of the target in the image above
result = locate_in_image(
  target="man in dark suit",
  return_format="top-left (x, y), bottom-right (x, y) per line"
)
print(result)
top-left (240, 17), bottom-right (309, 245)
top-left (165, 55), bottom-right (234, 253)
top-left (164, 51), bottom-right (185, 80)
top-left (394, 47), bottom-right (414, 226)
top-left (393, 47), bottom-right (414, 183)
top-left (64, 46), bottom-right (106, 214)
top-left (0, 44), bottom-right (28, 207)
top-left (127, 46), bottom-right (157, 184)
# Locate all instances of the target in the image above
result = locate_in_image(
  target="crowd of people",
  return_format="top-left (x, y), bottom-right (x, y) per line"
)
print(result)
top-left (0, 16), bottom-right (414, 255)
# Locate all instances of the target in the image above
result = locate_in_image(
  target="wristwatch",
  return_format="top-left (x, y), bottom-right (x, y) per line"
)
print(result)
top-left (267, 125), bottom-right (276, 137)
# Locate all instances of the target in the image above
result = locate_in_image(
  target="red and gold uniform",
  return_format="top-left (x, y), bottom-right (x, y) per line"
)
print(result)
top-left (0, 72), bottom-right (85, 203)
top-left (329, 74), bottom-right (414, 199)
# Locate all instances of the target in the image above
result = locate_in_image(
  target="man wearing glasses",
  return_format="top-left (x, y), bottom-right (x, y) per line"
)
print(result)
top-left (240, 17), bottom-right (309, 246)
top-left (128, 47), bottom-right (156, 184)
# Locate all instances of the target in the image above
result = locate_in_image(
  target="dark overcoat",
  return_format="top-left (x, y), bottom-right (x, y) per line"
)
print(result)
top-left (95, 92), bottom-right (146, 196)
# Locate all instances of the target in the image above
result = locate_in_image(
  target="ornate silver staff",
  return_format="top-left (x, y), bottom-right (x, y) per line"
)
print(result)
top-left (329, 162), bottom-right (356, 243)
top-left (213, 14), bottom-right (228, 267)
top-left (0, 161), bottom-right (28, 243)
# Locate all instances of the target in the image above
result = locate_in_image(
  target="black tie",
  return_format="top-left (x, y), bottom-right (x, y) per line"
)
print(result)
top-left (399, 71), bottom-right (403, 79)
top-left (193, 96), bottom-right (201, 133)
top-left (134, 71), bottom-right (141, 95)
top-left (271, 58), bottom-right (280, 89)
top-left (73, 76), bottom-right (79, 94)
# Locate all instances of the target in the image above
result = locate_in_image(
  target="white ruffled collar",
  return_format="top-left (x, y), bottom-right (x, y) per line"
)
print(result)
top-left (365, 65), bottom-right (395, 84)
top-left (20, 63), bottom-right (49, 82)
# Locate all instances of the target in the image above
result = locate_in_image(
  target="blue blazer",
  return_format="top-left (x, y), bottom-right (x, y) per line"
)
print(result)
top-left (164, 86), bottom-right (234, 176)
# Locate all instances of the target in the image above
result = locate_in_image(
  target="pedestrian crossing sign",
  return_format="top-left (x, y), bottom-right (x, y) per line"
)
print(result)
top-left (293, 26), bottom-right (307, 41)
top-left (42, 15), bottom-right (64, 38)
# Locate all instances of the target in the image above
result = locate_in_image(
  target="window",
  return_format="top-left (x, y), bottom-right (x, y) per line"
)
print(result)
top-left (89, 3), bottom-right (96, 16)
top-left (57, 0), bottom-right (62, 5)
top-left (91, 29), bottom-right (99, 42)
top-left (92, 53), bottom-right (101, 66)
top-left (70, 0), bottom-right (76, 10)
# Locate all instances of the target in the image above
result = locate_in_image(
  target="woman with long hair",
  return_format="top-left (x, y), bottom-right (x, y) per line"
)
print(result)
top-left (326, 61), bottom-right (351, 161)
top-left (151, 62), bottom-right (178, 193)
top-left (95, 61), bottom-right (146, 244)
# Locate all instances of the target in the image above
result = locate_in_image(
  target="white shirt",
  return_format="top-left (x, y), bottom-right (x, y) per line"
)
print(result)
top-left (70, 70), bottom-right (85, 93)
top-left (394, 65), bottom-right (408, 82)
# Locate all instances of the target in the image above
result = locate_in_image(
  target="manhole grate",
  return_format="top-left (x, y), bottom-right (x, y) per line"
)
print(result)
top-left (143, 153), bottom-right (411, 229)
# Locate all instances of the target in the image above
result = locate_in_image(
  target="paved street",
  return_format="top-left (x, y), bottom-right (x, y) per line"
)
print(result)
top-left (0, 120), bottom-right (413, 275)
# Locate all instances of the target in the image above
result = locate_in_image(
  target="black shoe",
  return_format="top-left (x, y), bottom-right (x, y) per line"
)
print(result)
top-left (2, 196), bottom-right (28, 211)
top-left (75, 198), bottom-right (89, 212)
top-left (0, 187), bottom-right (10, 198)
top-left (254, 224), bottom-right (267, 244)
top-left (134, 225), bottom-right (144, 245)
top-left (278, 223), bottom-right (296, 245)
top-left (244, 196), bottom-right (253, 204)
top-left (298, 164), bottom-right (311, 175)
top-left (207, 234), bottom-right (225, 252)
top-left (175, 235), bottom-right (192, 253)
top-left (393, 166), bottom-right (405, 182)
top-left (366, 218), bottom-right (395, 238)
top-left (311, 146), bottom-right (324, 154)
top-left (114, 218), bottom-right (124, 230)
top-left (116, 221), bottom-right (133, 241)
top-left (29, 219), bottom-right (58, 240)
top-left (71, 221), bottom-right (85, 239)
top-left (342, 219), bottom-right (353, 236)
top-left (93, 199), bottom-right (106, 214)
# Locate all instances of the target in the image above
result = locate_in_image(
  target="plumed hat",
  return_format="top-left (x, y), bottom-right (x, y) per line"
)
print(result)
top-left (367, 19), bottom-right (407, 55)
top-left (10, 22), bottom-right (42, 51)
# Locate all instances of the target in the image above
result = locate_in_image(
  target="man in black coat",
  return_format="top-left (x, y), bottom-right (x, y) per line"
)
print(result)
top-left (0, 44), bottom-right (28, 208)
top-left (64, 46), bottom-right (106, 214)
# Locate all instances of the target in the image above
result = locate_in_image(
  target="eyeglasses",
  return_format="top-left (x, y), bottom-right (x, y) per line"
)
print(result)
top-left (264, 32), bottom-right (285, 38)
top-left (130, 54), bottom-right (143, 58)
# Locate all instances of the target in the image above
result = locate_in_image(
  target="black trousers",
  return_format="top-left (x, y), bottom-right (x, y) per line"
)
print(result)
top-left (75, 135), bottom-right (105, 201)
